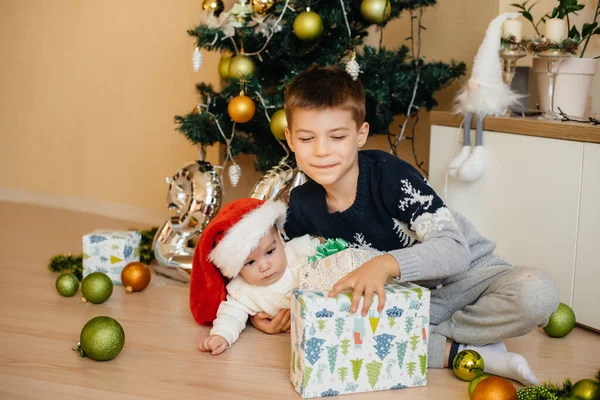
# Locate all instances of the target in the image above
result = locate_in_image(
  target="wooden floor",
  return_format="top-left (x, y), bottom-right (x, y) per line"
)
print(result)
top-left (0, 201), bottom-right (598, 400)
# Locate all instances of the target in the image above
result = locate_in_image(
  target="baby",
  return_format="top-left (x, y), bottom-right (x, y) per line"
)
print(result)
top-left (189, 198), bottom-right (320, 355)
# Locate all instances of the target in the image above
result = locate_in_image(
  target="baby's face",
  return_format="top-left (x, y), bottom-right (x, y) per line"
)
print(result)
top-left (239, 227), bottom-right (287, 286)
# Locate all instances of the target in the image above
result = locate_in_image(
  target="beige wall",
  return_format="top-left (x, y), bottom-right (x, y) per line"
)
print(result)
top-left (0, 0), bottom-right (219, 216)
top-left (2, 1), bottom-right (596, 211)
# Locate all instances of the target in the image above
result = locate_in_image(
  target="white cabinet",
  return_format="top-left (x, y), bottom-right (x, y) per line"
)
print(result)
top-left (573, 143), bottom-right (600, 330)
top-left (429, 124), bottom-right (599, 330)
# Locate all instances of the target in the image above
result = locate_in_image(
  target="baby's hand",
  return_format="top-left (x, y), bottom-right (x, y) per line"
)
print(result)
top-left (328, 254), bottom-right (399, 316)
top-left (250, 309), bottom-right (291, 334)
top-left (199, 335), bottom-right (229, 355)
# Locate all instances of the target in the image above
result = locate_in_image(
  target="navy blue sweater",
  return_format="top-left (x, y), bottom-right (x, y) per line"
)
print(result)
top-left (284, 150), bottom-right (495, 285)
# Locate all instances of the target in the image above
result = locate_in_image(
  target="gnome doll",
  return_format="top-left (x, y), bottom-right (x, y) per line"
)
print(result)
top-left (450, 13), bottom-right (521, 182)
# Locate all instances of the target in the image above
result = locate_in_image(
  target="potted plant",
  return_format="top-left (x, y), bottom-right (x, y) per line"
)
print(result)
top-left (513, 0), bottom-right (599, 117)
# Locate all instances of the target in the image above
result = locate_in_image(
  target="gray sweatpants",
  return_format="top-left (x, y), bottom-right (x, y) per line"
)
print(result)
top-left (426, 257), bottom-right (559, 368)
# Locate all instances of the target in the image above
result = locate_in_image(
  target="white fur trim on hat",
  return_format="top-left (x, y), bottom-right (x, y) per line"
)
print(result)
top-left (208, 200), bottom-right (287, 279)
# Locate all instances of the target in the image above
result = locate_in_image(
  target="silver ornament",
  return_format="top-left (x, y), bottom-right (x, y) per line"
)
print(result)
top-left (249, 158), bottom-right (307, 204)
top-left (192, 47), bottom-right (203, 72)
top-left (274, 167), bottom-right (307, 204)
top-left (249, 159), bottom-right (294, 200)
top-left (345, 52), bottom-right (360, 80)
top-left (153, 161), bottom-right (223, 282)
top-left (228, 163), bottom-right (242, 187)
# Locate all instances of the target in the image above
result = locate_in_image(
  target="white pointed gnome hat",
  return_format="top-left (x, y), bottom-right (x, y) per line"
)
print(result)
top-left (456, 13), bottom-right (521, 116)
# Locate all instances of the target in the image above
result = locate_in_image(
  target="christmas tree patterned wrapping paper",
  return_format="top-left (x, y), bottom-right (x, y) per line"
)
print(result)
top-left (82, 230), bottom-right (141, 284)
top-left (291, 283), bottom-right (430, 398)
top-left (296, 248), bottom-right (383, 291)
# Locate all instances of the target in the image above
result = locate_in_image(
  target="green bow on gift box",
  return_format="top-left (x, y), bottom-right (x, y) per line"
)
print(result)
top-left (307, 238), bottom-right (349, 264)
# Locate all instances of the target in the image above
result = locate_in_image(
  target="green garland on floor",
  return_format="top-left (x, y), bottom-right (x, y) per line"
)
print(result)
top-left (517, 370), bottom-right (600, 400)
top-left (48, 227), bottom-right (158, 281)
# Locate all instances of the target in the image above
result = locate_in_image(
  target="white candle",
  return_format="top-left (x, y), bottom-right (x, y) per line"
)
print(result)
top-left (545, 18), bottom-right (567, 42)
top-left (503, 19), bottom-right (523, 42)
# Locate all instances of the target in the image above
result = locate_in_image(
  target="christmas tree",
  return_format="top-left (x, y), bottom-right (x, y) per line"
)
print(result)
top-left (176, 0), bottom-right (465, 175)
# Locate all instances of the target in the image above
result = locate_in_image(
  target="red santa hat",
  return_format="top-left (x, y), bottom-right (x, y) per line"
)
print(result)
top-left (189, 198), bottom-right (287, 325)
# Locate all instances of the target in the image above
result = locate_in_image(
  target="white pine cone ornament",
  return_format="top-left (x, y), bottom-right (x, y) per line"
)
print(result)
top-left (228, 163), bottom-right (242, 187)
top-left (345, 54), bottom-right (360, 80)
top-left (192, 47), bottom-right (203, 72)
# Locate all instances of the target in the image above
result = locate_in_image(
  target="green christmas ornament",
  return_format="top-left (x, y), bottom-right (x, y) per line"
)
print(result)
top-left (571, 379), bottom-right (600, 400)
top-left (453, 349), bottom-right (485, 381)
top-left (469, 373), bottom-right (491, 398)
top-left (81, 272), bottom-right (113, 304)
top-left (544, 302), bottom-right (576, 338)
top-left (55, 273), bottom-right (80, 297)
top-left (75, 316), bottom-right (125, 361)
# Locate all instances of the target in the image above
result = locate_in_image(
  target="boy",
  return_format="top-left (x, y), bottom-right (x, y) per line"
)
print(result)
top-left (253, 66), bottom-right (558, 385)
top-left (190, 198), bottom-right (320, 355)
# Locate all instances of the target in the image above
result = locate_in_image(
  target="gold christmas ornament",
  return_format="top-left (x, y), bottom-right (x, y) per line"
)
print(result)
top-left (570, 379), bottom-right (600, 400)
top-left (228, 94), bottom-right (256, 123)
top-left (471, 377), bottom-right (517, 400)
top-left (252, 0), bottom-right (275, 15)
top-left (293, 9), bottom-right (324, 41)
top-left (228, 55), bottom-right (256, 79)
top-left (452, 350), bottom-right (485, 381)
top-left (270, 109), bottom-right (288, 140)
top-left (121, 262), bottom-right (151, 293)
top-left (218, 54), bottom-right (232, 80)
top-left (202, 0), bottom-right (224, 17)
top-left (360, 0), bottom-right (392, 24)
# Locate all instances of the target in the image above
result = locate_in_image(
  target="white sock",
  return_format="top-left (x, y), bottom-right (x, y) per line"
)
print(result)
top-left (459, 342), bottom-right (539, 386)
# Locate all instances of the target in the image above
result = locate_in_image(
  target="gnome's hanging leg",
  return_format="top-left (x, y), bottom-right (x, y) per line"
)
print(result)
top-left (448, 112), bottom-right (474, 178)
top-left (458, 114), bottom-right (486, 181)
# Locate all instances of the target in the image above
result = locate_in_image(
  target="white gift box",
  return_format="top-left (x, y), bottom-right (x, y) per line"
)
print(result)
top-left (296, 248), bottom-right (382, 291)
top-left (82, 230), bottom-right (141, 284)
top-left (291, 283), bottom-right (430, 398)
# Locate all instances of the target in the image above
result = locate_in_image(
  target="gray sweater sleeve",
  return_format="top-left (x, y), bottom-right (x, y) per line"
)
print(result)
top-left (389, 206), bottom-right (471, 283)
top-left (380, 162), bottom-right (472, 283)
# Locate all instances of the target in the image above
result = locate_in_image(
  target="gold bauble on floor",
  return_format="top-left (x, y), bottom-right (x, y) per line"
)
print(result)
top-left (452, 349), bottom-right (485, 381)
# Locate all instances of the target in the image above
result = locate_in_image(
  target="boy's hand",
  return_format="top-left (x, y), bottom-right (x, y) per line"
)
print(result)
top-left (328, 254), bottom-right (400, 316)
top-left (199, 335), bottom-right (229, 355)
top-left (250, 309), bottom-right (291, 334)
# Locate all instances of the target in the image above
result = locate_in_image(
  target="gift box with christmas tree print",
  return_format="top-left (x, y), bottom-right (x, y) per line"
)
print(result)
top-left (290, 283), bottom-right (430, 398)
top-left (82, 230), bottom-right (141, 284)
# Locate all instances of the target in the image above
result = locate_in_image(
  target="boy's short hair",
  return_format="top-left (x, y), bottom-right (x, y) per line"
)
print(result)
top-left (284, 65), bottom-right (366, 128)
